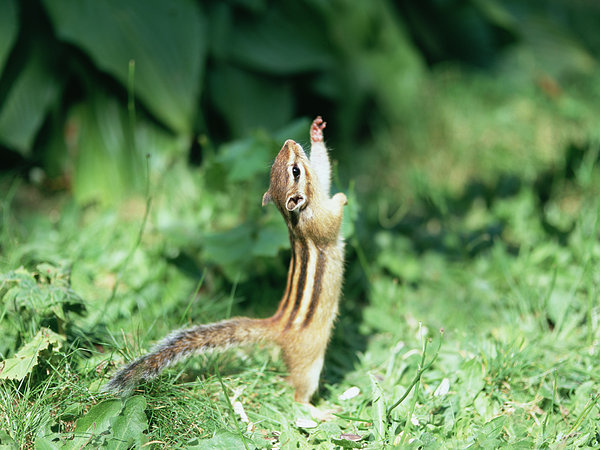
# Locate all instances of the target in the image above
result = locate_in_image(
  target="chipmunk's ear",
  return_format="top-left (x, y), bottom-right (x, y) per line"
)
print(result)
top-left (262, 190), bottom-right (272, 207)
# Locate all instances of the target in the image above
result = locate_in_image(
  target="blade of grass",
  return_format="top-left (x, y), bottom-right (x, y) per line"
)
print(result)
top-left (332, 413), bottom-right (372, 423)
top-left (565, 393), bottom-right (599, 437)
top-left (215, 365), bottom-right (250, 450)
top-left (179, 273), bottom-right (206, 325)
top-left (386, 329), bottom-right (443, 419)
top-left (104, 154), bottom-right (152, 311)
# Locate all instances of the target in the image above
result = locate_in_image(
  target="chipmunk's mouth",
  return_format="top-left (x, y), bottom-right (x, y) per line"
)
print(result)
top-left (286, 194), bottom-right (306, 212)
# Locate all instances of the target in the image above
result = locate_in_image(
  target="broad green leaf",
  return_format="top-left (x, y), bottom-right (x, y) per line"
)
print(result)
top-left (0, 265), bottom-right (85, 328)
top-left (203, 223), bottom-right (255, 267)
top-left (209, 64), bottom-right (294, 138)
top-left (65, 98), bottom-right (133, 206)
top-left (356, 1), bottom-right (423, 121)
top-left (253, 218), bottom-right (289, 258)
top-left (546, 289), bottom-right (571, 333)
top-left (458, 358), bottom-right (486, 405)
top-left (0, 328), bottom-right (64, 380)
top-left (0, 0), bottom-right (18, 75)
top-left (519, 14), bottom-right (597, 78)
top-left (68, 399), bottom-right (123, 449)
top-left (474, 392), bottom-right (494, 418)
top-left (0, 52), bottom-right (61, 155)
top-left (369, 372), bottom-right (386, 441)
top-left (471, 0), bottom-right (517, 30)
top-left (0, 430), bottom-right (17, 446)
top-left (331, 436), bottom-right (363, 448)
top-left (475, 415), bottom-right (507, 447)
top-left (215, 135), bottom-right (274, 183)
top-left (188, 431), bottom-right (249, 450)
top-left (43, 0), bottom-right (206, 134)
top-left (33, 437), bottom-right (59, 450)
top-left (67, 94), bottom-right (184, 205)
top-left (110, 396), bottom-right (148, 450)
top-left (271, 117), bottom-right (311, 144)
top-left (219, 5), bottom-right (332, 75)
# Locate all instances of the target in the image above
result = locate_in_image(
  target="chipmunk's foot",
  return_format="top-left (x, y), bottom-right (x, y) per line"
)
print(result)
top-left (307, 403), bottom-right (339, 421)
top-left (311, 116), bottom-right (326, 144)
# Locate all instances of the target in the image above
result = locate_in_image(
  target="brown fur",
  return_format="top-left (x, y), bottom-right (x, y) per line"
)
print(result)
top-left (106, 117), bottom-right (346, 403)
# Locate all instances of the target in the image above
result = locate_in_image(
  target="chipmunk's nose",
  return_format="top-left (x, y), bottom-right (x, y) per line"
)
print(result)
top-left (282, 139), bottom-right (307, 159)
top-left (282, 139), bottom-right (299, 153)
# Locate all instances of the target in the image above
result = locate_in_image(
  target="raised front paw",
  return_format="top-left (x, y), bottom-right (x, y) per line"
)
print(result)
top-left (311, 116), bottom-right (326, 144)
top-left (333, 192), bottom-right (347, 206)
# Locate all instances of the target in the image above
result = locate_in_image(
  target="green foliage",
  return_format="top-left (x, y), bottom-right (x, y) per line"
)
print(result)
top-left (65, 396), bottom-right (149, 449)
top-left (396, 0), bottom-right (599, 75)
top-left (0, 0), bottom-right (17, 75)
top-left (1, 0), bottom-right (600, 448)
top-left (0, 0), bottom-right (427, 204)
top-left (43, 0), bottom-right (205, 135)
top-left (0, 51), bottom-right (61, 155)
top-left (0, 327), bottom-right (64, 381)
top-left (0, 264), bottom-right (84, 358)
top-left (4, 127), bottom-right (599, 446)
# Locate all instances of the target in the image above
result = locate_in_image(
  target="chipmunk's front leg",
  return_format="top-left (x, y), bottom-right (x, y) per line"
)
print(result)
top-left (328, 192), bottom-right (347, 223)
top-left (309, 116), bottom-right (332, 196)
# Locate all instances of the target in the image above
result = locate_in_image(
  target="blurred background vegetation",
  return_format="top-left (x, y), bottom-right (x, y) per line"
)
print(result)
top-left (1, 0), bottom-right (600, 446)
top-left (2, 0), bottom-right (599, 296)
top-left (1, 0), bottom-right (598, 198)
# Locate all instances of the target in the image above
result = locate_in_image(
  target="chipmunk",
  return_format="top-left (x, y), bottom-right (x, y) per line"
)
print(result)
top-left (105, 116), bottom-right (347, 403)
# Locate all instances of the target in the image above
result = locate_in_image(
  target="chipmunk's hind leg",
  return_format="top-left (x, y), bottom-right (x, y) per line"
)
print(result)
top-left (278, 331), bottom-right (329, 403)
top-left (290, 353), bottom-right (325, 403)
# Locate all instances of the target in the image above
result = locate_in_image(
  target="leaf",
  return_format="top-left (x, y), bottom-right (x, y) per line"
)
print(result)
top-left (209, 64), bottom-right (294, 138)
top-left (0, 328), bottom-right (64, 380)
top-left (68, 399), bottom-right (123, 449)
top-left (518, 13), bottom-right (597, 78)
top-left (0, 51), bottom-right (61, 155)
top-left (34, 436), bottom-right (60, 450)
top-left (188, 431), bottom-right (249, 450)
top-left (471, 0), bottom-right (517, 31)
top-left (271, 117), bottom-right (311, 144)
top-left (433, 378), bottom-right (450, 397)
top-left (253, 217), bottom-right (289, 258)
top-left (475, 415), bottom-right (507, 446)
top-left (203, 223), bottom-right (255, 268)
top-left (110, 396), bottom-right (148, 450)
top-left (0, 0), bottom-right (18, 75)
top-left (215, 136), bottom-right (274, 184)
top-left (43, 0), bottom-right (206, 134)
top-left (331, 435), bottom-right (363, 448)
top-left (458, 358), bottom-right (486, 405)
top-left (220, 5), bottom-right (332, 75)
top-left (66, 94), bottom-right (183, 205)
top-left (0, 430), bottom-right (16, 445)
top-left (369, 372), bottom-right (386, 441)
top-left (546, 289), bottom-right (571, 332)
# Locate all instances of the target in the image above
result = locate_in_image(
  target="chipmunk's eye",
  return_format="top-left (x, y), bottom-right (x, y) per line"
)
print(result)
top-left (292, 164), bottom-right (301, 180)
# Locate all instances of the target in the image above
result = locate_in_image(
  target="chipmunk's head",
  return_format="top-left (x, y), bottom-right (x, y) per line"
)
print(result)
top-left (262, 140), bottom-right (315, 224)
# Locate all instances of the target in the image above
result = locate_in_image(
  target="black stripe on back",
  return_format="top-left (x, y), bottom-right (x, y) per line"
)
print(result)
top-left (274, 240), bottom-right (296, 320)
top-left (285, 241), bottom-right (308, 329)
top-left (302, 249), bottom-right (325, 328)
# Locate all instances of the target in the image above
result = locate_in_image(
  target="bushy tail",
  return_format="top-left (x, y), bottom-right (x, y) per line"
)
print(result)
top-left (104, 317), bottom-right (271, 394)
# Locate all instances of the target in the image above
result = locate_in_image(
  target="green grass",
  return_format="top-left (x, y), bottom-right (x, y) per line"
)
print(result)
top-left (1, 74), bottom-right (600, 448)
